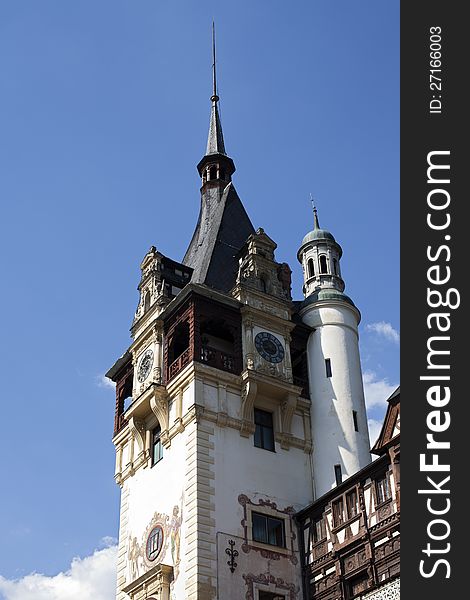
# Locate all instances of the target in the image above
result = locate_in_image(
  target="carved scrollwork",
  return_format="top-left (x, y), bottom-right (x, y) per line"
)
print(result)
top-left (150, 389), bottom-right (170, 446)
top-left (240, 380), bottom-right (257, 437)
top-left (281, 394), bottom-right (298, 435)
top-left (128, 417), bottom-right (146, 454)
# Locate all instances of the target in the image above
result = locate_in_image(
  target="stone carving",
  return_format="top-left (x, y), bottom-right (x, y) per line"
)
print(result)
top-left (240, 380), bottom-right (257, 437)
top-left (128, 417), bottom-right (146, 455)
top-left (281, 394), bottom-right (298, 440)
top-left (150, 389), bottom-right (170, 446)
top-left (378, 504), bottom-right (392, 520)
top-left (243, 572), bottom-right (299, 600)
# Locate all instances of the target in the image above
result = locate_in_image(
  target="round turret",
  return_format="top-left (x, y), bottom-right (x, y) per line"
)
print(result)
top-left (298, 207), bottom-right (371, 497)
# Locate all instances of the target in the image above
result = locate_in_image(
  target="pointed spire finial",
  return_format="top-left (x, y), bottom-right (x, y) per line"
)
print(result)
top-left (205, 21), bottom-right (226, 156)
top-left (211, 21), bottom-right (219, 103)
top-left (310, 194), bottom-right (320, 229)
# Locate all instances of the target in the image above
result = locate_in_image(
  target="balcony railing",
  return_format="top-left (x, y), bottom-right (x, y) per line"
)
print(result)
top-left (200, 346), bottom-right (235, 373)
top-left (168, 348), bottom-right (191, 380)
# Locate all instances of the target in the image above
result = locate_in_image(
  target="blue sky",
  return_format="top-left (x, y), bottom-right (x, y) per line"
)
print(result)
top-left (0, 0), bottom-right (399, 596)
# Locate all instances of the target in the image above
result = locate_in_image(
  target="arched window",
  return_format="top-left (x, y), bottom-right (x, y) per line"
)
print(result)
top-left (319, 255), bottom-right (328, 274)
top-left (260, 277), bottom-right (267, 293)
top-left (209, 165), bottom-right (217, 180)
top-left (144, 291), bottom-right (151, 312)
top-left (219, 167), bottom-right (225, 180)
top-left (333, 258), bottom-right (338, 275)
top-left (307, 258), bottom-right (315, 278)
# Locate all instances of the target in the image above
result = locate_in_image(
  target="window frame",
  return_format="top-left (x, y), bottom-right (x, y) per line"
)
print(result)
top-left (252, 511), bottom-right (286, 548)
top-left (331, 485), bottom-right (361, 530)
top-left (245, 503), bottom-right (293, 557)
top-left (151, 424), bottom-right (163, 466)
top-left (258, 593), bottom-right (286, 600)
top-left (334, 463), bottom-right (342, 485)
top-left (311, 515), bottom-right (327, 544)
top-left (375, 471), bottom-right (392, 505)
top-left (345, 488), bottom-right (358, 519)
top-left (325, 358), bottom-right (332, 378)
top-left (254, 408), bottom-right (275, 452)
top-left (307, 258), bottom-right (315, 278)
top-left (352, 410), bottom-right (359, 432)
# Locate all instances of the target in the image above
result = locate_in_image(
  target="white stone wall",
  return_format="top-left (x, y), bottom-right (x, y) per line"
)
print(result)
top-left (115, 356), bottom-right (314, 599)
top-left (301, 302), bottom-right (371, 497)
top-left (209, 387), bottom-right (312, 599)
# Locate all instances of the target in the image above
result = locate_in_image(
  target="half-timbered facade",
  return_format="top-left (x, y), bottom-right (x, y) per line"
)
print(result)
top-left (295, 389), bottom-right (400, 600)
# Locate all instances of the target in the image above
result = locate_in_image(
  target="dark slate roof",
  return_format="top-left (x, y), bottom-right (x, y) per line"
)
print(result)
top-left (182, 182), bottom-right (255, 293)
top-left (206, 100), bottom-right (226, 156)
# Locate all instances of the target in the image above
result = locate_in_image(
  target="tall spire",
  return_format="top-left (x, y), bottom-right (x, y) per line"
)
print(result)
top-left (211, 21), bottom-right (218, 101)
top-left (310, 194), bottom-right (320, 229)
top-left (206, 22), bottom-right (226, 156)
top-left (185, 25), bottom-right (253, 292)
top-left (313, 206), bottom-right (320, 229)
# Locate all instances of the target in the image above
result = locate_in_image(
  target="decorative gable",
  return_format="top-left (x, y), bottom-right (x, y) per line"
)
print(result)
top-left (371, 387), bottom-right (400, 455)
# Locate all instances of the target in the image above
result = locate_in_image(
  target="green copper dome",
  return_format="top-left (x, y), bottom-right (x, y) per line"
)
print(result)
top-left (297, 207), bottom-right (342, 261)
top-left (300, 227), bottom-right (336, 246)
top-left (301, 288), bottom-right (356, 308)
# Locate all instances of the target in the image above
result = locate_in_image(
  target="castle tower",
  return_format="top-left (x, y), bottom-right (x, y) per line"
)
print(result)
top-left (298, 208), bottom-right (371, 497)
top-left (106, 30), bottom-right (317, 600)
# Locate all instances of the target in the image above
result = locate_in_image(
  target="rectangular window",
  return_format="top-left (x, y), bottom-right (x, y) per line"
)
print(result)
top-left (347, 572), bottom-right (369, 598)
top-left (152, 425), bottom-right (163, 465)
top-left (332, 498), bottom-right (344, 527)
top-left (334, 464), bottom-right (342, 485)
top-left (312, 517), bottom-right (326, 543)
top-left (259, 593), bottom-right (285, 600)
top-left (252, 512), bottom-right (286, 547)
top-left (346, 489), bottom-right (358, 519)
top-left (376, 473), bottom-right (391, 504)
top-left (325, 358), bottom-right (332, 378)
top-left (352, 410), bottom-right (359, 431)
top-left (254, 408), bottom-right (275, 451)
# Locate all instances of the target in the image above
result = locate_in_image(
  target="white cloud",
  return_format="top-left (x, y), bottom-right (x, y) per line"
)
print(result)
top-left (366, 321), bottom-right (400, 344)
top-left (96, 374), bottom-right (115, 389)
top-left (363, 371), bottom-right (397, 411)
top-left (0, 545), bottom-right (117, 600)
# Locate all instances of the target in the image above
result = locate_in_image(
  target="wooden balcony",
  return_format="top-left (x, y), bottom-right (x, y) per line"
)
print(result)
top-left (199, 345), bottom-right (236, 373)
top-left (168, 348), bottom-right (191, 381)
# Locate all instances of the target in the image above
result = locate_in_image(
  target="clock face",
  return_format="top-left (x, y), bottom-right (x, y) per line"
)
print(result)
top-left (137, 348), bottom-right (154, 382)
top-left (254, 332), bottom-right (285, 364)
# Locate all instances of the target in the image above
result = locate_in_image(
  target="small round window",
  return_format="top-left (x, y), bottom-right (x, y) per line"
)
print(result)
top-left (146, 525), bottom-right (164, 561)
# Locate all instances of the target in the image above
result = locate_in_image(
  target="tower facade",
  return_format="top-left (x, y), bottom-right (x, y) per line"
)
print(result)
top-left (106, 41), bottom-right (374, 600)
top-left (297, 210), bottom-right (371, 497)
